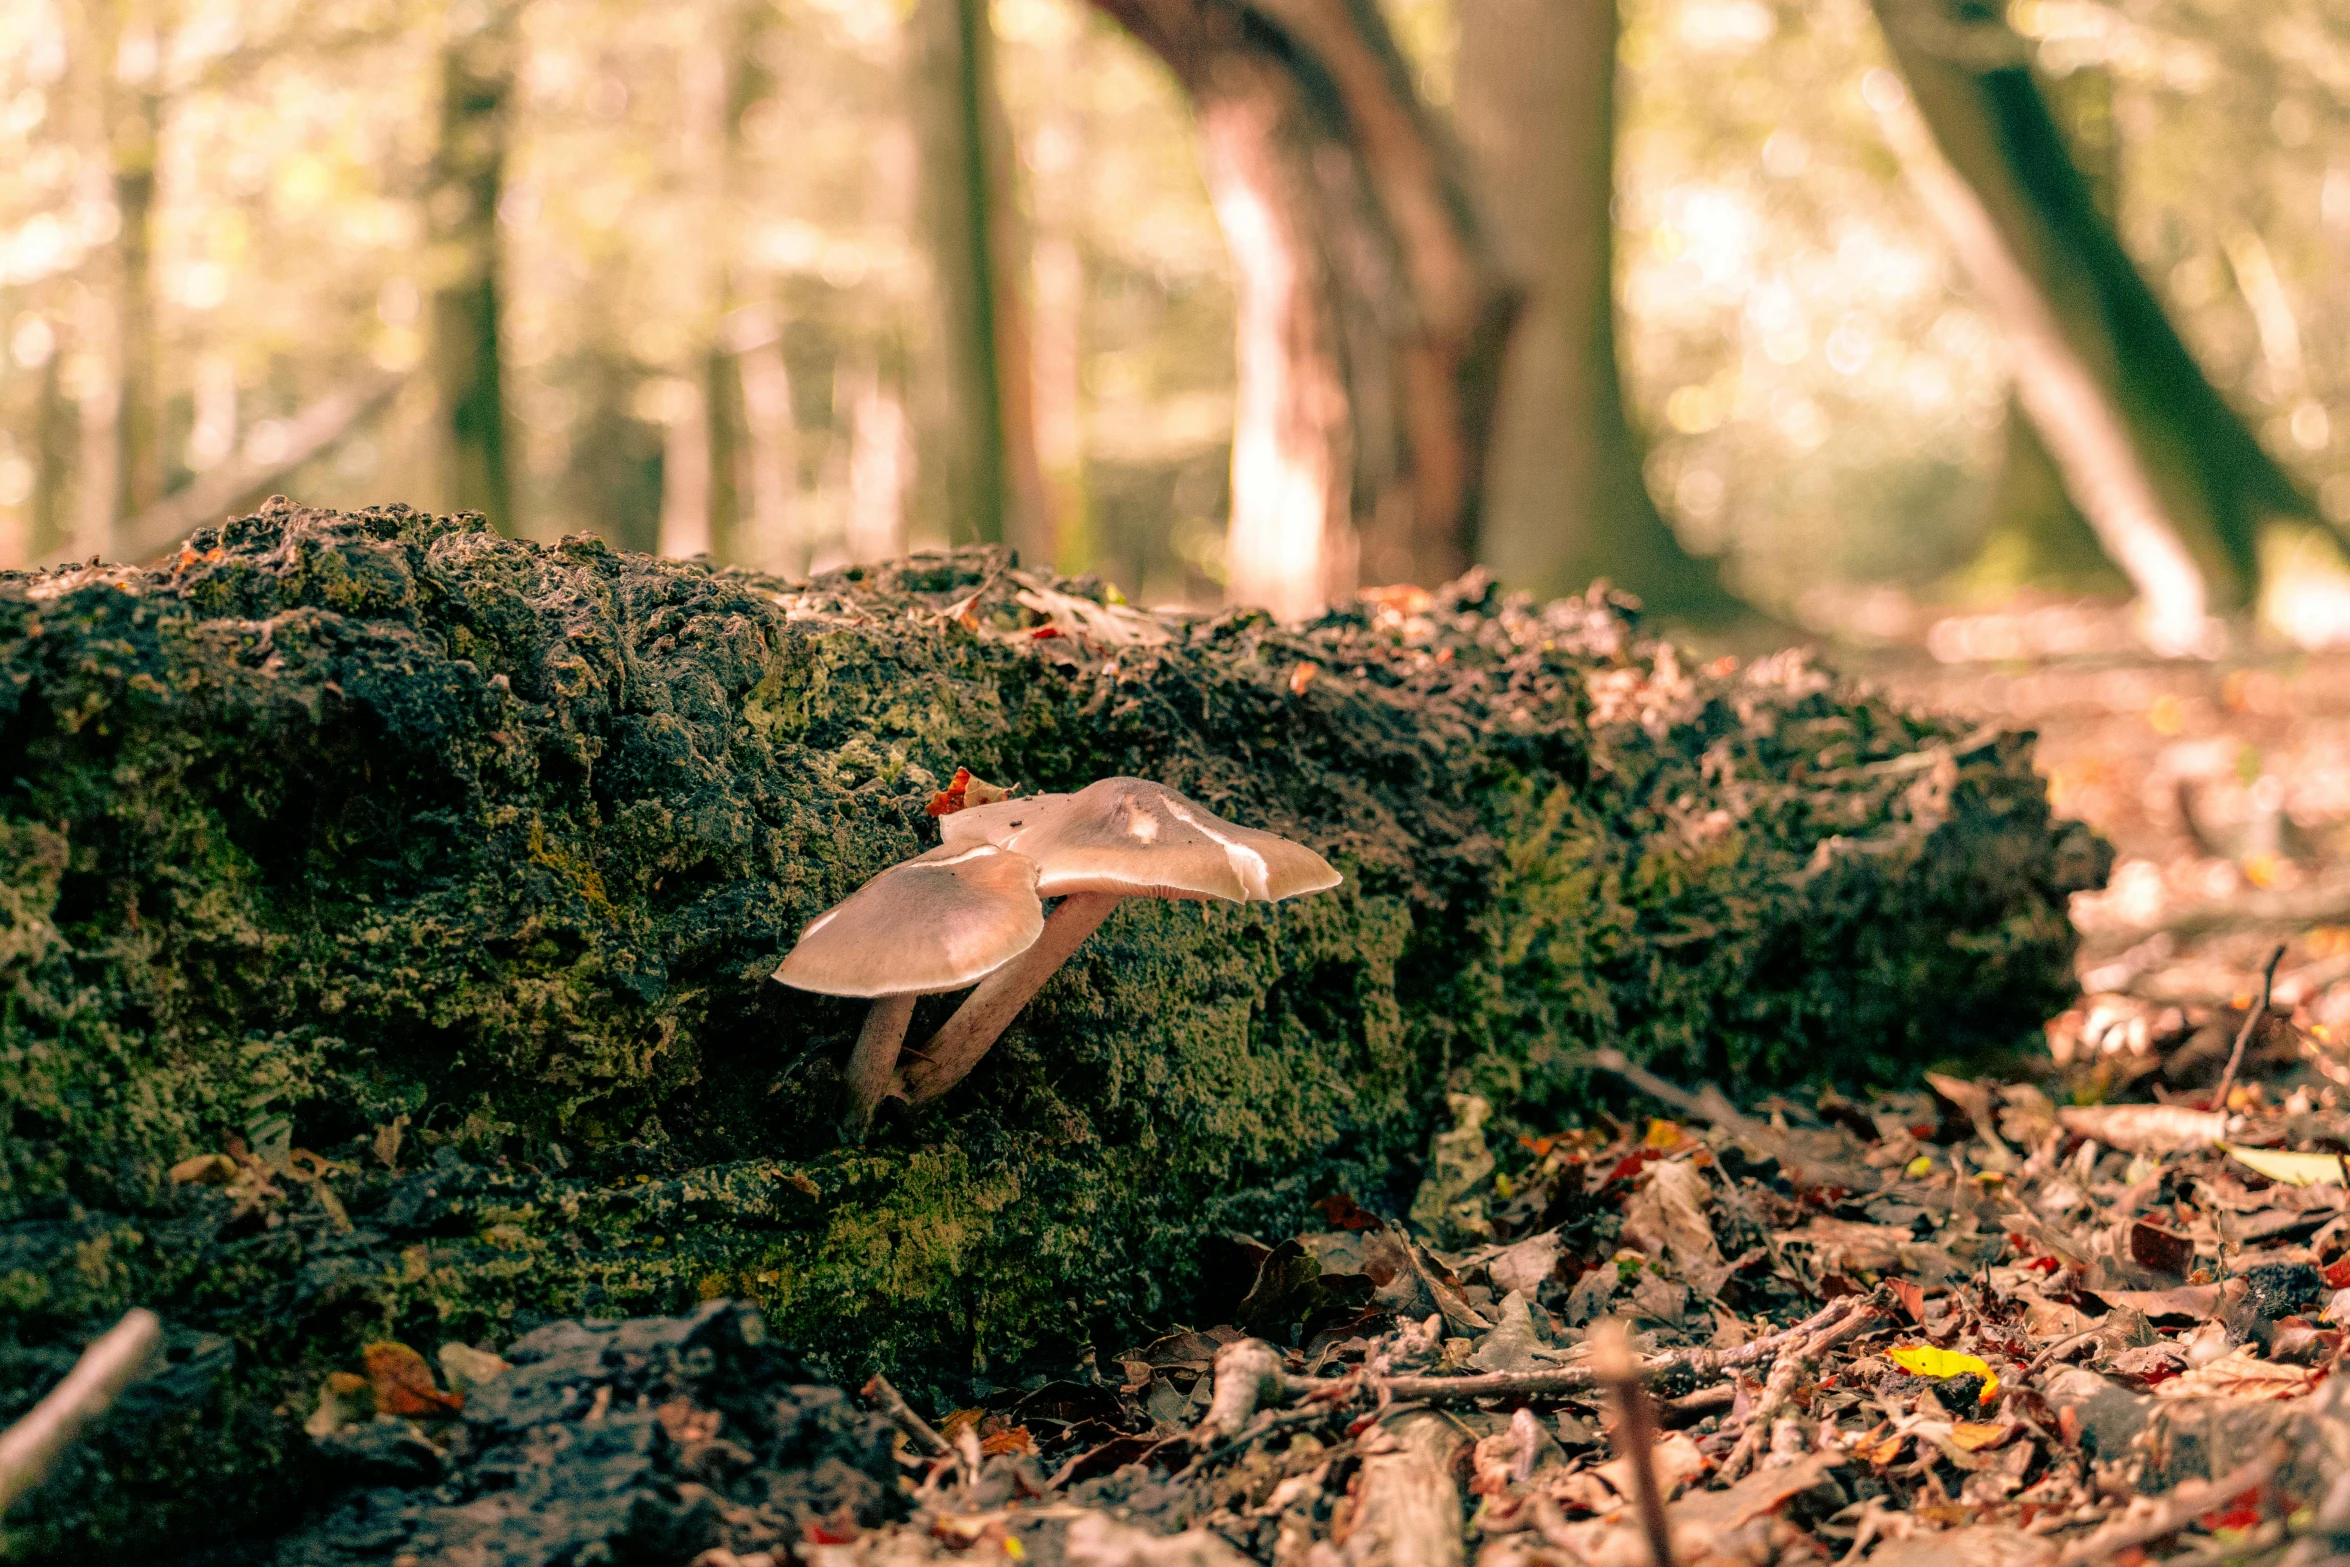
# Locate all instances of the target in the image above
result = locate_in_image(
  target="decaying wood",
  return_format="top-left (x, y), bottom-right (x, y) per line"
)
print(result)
top-left (1341, 1410), bottom-right (1468, 1567)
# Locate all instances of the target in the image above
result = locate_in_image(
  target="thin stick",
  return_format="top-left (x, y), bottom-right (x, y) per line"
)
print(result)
top-left (1591, 1318), bottom-right (1675, 1567)
top-left (2209, 943), bottom-right (2287, 1113)
top-left (860, 1372), bottom-right (951, 1458)
top-left (0, 1309), bottom-right (163, 1513)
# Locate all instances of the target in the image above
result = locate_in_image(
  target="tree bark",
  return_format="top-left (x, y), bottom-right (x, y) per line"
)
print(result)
top-left (1086, 0), bottom-right (1516, 616)
top-left (1454, 0), bottom-right (1741, 619)
top-left (1871, 0), bottom-right (2327, 648)
top-left (426, 1), bottom-right (517, 535)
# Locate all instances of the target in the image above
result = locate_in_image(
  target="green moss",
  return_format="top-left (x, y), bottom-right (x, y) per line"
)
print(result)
top-left (0, 502), bottom-right (2104, 1558)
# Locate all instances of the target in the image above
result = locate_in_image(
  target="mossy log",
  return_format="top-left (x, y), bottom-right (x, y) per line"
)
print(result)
top-left (0, 501), bottom-right (2103, 1557)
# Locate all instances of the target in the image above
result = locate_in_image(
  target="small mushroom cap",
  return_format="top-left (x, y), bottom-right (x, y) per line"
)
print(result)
top-left (773, 843), bottom-right (1045, 998)
top-left (941, 777), bottom-right (1339, 902)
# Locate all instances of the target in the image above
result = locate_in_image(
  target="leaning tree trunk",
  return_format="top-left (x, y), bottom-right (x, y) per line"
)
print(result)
top-left (1961, 63), bottom-right (2125, 597)
top-left (425, 0), bottom-right (518, 535)
top-left (1088, 0), bottom-right (1518, 617)
top-left (1870, 0), bottom-right (2327, 652)
top-left (1454, 0), bottom-right (1742, 620)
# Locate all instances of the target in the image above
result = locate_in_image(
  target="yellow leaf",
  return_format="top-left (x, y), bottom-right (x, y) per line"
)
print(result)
top-left (1887, 1344), bottom-right (2000, 1402)
top-left (1904, 1155), bottom-right (1934, 1178)
top-left (2225, 1145), bottom-right (2349, 1187)
top-left (1644, 1118), bottom-right (1684, 1149)
top-left (1949, 1421), bottom-right (2008, 1451)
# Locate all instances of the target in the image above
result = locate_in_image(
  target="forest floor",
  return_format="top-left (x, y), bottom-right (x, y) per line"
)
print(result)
top-left (192, 605), bottom-right (2350, 1567)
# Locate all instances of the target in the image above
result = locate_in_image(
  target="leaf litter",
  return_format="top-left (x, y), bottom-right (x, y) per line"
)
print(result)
top-left (266, 946), bottom-right (2350, 1567)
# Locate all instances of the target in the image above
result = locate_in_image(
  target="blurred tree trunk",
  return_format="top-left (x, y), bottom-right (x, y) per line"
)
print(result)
top-left (657, 14), bottom-right (736, 559)
top-left (912, 0), bottom-right (1054, 562)
top-left (110, 7), bottom-right (166, 528)
top-left (733, 304), bottom-right (803, 574)
top-left (31, 325), bottom-right (71, 561)
top-left (1087, 0), bottom-right (1516, 619)
top-left (1871, 0), bottom-right (2324, 649)
top-left (426, 0), bottom-right (517, 535)
top-left (1454, 0), bottom-right (1740, 619)
top-left (1964, 65), bottom-right (2124, 596)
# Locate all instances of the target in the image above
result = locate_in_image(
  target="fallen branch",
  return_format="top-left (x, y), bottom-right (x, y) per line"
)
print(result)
top-left (1204, 1295), bottom-right (1883, 1424)
top-left (0, 1308), bottom-right (164, 1513)
top-left (860, 1372), bottom-right (951, 1458)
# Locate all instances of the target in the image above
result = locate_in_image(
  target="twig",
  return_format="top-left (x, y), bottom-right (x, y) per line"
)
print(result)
top-left (2208, 943), bottom-right (2287, 1112)
top-left (1715, 1350), bottom-right (1809, 1483)
top-left (1591, 1318), bottom-right (1675, 1567)
top-left (0, 1309), bottom-right (164, 1513)
top-left (2051, 1445), bottom-right (2281, 1566)
top-left (860, 1372), bottom-right (950, 1458)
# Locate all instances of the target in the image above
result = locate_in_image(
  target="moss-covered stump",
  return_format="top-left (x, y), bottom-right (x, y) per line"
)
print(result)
top-left (0, 501), bottom-right (2104, 1557)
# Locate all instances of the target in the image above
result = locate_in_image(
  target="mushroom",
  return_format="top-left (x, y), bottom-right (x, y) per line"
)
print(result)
top-left (773, 842), bottom-right (1045, 1134)
top-left (896, 777), bottom-right (1340, 1103)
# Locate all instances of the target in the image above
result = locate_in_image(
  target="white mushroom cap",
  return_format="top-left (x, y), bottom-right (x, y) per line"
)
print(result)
top-left (940, 777), bottom-right (1338, 902)
top-left (774, 843), bottom-right (1045, 998)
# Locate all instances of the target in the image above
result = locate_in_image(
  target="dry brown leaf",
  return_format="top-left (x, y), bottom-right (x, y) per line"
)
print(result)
top-left (362, 1341), bottom-right (463, 1418)
top-left (2150, 1345), bottom-right (2316, 1401)
top-left (1595, 1429), bottom-right (1706, 1502)
top-left (2056, 1103), bottom-right (2227, 1154)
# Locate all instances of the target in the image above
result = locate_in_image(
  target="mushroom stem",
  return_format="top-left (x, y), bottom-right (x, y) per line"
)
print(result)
top-left (840, 993), bottom-right (919, 1137)
top-left (899, 891), bottom-right (1123, 1104)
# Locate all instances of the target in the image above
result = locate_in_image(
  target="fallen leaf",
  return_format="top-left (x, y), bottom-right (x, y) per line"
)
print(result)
top-left (2086, 1284), bottom-right (2225, 1323)
top-left (169, 1153), bottom-right (237, 1185)
top-left (2151, 1345), bottom-right (2317, 1401)
top-left (1949, 1421), bottom-right (2011, 1451)
top-left (2057, 1104), bottom-right (2227, 1154)
top-left (1888, 1344), bottom-right (2001, 1402)
top-left (2226, 1144), bottom-right (2350, 1187)
top-left (2128, 1218), bottom-right (2196, 1275)
top-left (1287, 661), bottom-right (1318, 696)
top-left (979, 1425), bottom-right (1035, 1456)
top-left (362, 1342), bottom-right (463, 1418)
top-left (304, 1369), bottom-right (374, 1438)
top-left (1866, 1527), bottom-right (2055, 1567)
top-left (1595, 1429), bottom-right (1706, 1502)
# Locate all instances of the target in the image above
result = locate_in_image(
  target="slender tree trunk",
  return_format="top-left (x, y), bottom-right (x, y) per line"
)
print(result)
top-left (912, 0), bottom-right (1053, 562)
top-left (111, 40), bottom-right (165, 524)
top-left (1086, 0), bottom-right (1516, 617)
top-left (1454, 0), bottom-right (1739, 618)
top-left (658, 12), bottom-right (734, 559)
top-left (1871, 0), bottom-right (2325, 650)
top-left (735, 308), bottom-right (802, 574)
top-left (71, 294), bottom-right (120, 564)
top-left (30, 318), bottom-right (70, 562)
top-left (426, 0), bottom-right (517, 534)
